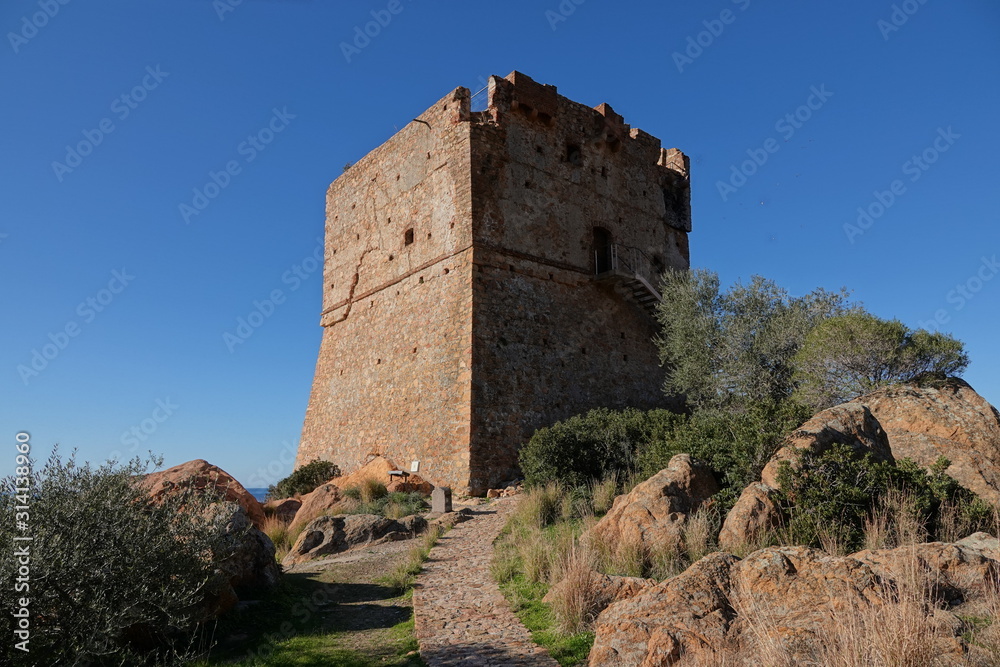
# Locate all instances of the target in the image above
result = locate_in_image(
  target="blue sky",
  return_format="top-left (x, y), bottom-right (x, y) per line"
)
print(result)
top-left (2, 0), bottom-right (998, 487)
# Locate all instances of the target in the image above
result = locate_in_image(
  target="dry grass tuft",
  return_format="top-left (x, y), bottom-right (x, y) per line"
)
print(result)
top-left (684, 504), bottom-right (717, 563)
top-left (514, 481), bottom-right (563, 530)
top-left (359, 478), bottom-right (387, 504)
top-left (261, 514), bottom-right (292, 561)
top-left (590, 473), bottom-right (619, 516)
top-left (547, 544), bottom-right (599, 634)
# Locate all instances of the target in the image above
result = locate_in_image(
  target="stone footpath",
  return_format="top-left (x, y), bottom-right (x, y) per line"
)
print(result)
top-left (414, 498), bottom-right (559, 666)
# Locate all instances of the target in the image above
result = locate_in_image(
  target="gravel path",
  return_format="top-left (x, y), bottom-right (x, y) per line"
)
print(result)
top-left (414, 498), bottom-right (559, 666)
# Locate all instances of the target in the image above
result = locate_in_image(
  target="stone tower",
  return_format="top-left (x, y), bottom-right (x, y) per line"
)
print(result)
top-left (297, 72), bottom-right (692, 495)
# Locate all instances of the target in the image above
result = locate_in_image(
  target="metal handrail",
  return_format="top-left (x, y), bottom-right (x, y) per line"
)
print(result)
top-left (470, 86), bottom-right (489, 112)
top-left (595, 243), bottom-right (662, 302)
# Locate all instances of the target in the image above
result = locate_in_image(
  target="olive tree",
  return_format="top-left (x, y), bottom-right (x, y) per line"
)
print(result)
top-left (655, 269), bottom-right (852, 411)
top-left (0, 451), bottom-right (235, 666)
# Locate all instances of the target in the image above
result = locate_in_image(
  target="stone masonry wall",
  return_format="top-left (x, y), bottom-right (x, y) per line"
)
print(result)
top-left (299, 73), bottom-right (692, 495)
top-left (466, 73), bottom-right (691, 492)
top-left (297, 88), bottom-right (476, 488)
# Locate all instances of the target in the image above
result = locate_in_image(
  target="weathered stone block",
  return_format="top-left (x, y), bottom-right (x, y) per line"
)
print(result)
top-left (431, 486), bottom-right (452, 514)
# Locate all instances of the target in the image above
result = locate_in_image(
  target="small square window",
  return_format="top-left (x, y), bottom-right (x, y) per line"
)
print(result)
top-left (404, 228), bottom-right (414, 245)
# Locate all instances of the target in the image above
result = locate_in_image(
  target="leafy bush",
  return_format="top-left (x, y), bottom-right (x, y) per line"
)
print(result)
top-left (0, 452), bottom-right (234, 666)
top-left (793, 312), bottom-right (969, 409)
top-left (266, 459), bottom-right (341, 501)
top-left (776, 445), bottom-right (993, 552)
top-left (638, 401), bottom-right (812, 510)
top-left (519, 408), bottom-right (685, 488)
top-left (520, 403), bottom-right (809, 516)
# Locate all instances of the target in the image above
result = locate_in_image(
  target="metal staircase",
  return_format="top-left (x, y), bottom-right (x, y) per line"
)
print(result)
top-left (594, 244), bottom-right (663, 317)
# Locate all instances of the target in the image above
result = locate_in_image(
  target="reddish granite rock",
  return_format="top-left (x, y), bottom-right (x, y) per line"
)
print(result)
top-left (289, 483), bottom-right (342, 532)
top-left (141, 459), bottom-right (265, 529)
top-left (718, 482), bottom-right (783, 552)
top-left (585, 454), bottom-right (718, 558)
top-left (852, 378), bottom-right (1000, 504)
top-left (589, 540), bottom-right (999, 666)
top-left (263, 497), bottom-right (301, 523)
top-left (761, 402), bottom-right (892, 488)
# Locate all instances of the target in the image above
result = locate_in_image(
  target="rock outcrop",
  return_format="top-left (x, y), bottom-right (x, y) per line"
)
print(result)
top-left (585, 454), bottom-right (718, 557)
top-left (428, 508), bottom-right (475, 530)
top-left (717, 482), bottom-right (782, 552)
top-left (543, 571), bottom-right (657, 619)
top-left (203, 503), bottom-right (281, 617)
top-left (263, 497), bottom-right (301, 523)
top-left (289, 482), bottom-right (342, 532)
top-left (141, 459), bottom-right (266, 529)
top-left (590, 539), bottom-right (1000, 666)
top-left (387, 472), bottom-right (434, 495)
top-left (761, 402), bottom-right (892, 488)
top-left (723, 382), bottom-right (1000, 549)
top-left (330, 455), bottom-right (398, 491)
top-left (852, 378), bottom-right (1000, 504)
top-left (282, 513), bottom-right (412, 566)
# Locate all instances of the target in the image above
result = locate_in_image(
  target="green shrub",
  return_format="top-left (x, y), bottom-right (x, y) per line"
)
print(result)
top-left (638, 401), bottom-right (812, 512)
top-left (521, 402), bottom-right (808, 516)
top-left (0, 452), bottom-right (235, 666)
top-left (333, 490), bottom-right (427, 519)
top-left (519, 408), bottom-right (686, 489)
top-left (776, 445), bottom-right (993, 552)
top-left (266, 459), bottom-right (341, 501)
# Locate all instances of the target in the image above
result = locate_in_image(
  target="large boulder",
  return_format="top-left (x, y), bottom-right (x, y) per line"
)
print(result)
top-left (590, 552), bottom-right (739, 666)
top-left (386, 472), bottom-right (434, 495)
top-left (543, 571), bottom-right (657, 620)
top-left (585, 454), bottom-right (718, 558)
top-left (852, 378), bottom-right (1000, 504)
top-left (717, 482), bottom-right (782, 552)
top-left (142, 459), bottom-right (266, 529)
top-left (761, 402), bottom-right (892, 488)
top-left (202, 503), bottom-right (281, 617)
top-left (330, 455), bottom-right (398, 491)
top-left (282, 513), bottom-right (411, 566)
top-left (289, 482), bottom-right (342, 532)
top-left (851, 540), bottom-right (1000, 608)
top-left (263, 497), bottom-right (301, 523)
top-left (590, 540), bottom-right (998, 666)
